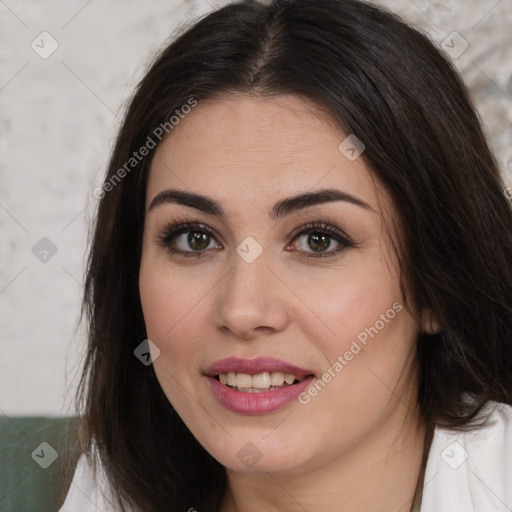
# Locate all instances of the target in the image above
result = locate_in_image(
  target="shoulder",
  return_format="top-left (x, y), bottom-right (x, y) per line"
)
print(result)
top-left (58, 450), bottom-right (122, 512)
top-left (421, 401), bottom-right (512, 512)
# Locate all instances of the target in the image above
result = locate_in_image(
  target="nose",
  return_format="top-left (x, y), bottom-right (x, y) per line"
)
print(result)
top-left (214, 250), bottom-right (290, 340)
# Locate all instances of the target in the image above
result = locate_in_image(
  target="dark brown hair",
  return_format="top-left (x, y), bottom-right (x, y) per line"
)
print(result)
top-left (76, 0), bottom-right (512, 510)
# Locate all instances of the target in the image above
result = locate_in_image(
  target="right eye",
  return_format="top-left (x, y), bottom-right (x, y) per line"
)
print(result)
top-left (156, 220), bottom-right (223, 258)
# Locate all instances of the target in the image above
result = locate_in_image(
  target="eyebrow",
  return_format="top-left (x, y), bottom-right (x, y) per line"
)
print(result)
top-left (148, 188), bottom-right (373, 219)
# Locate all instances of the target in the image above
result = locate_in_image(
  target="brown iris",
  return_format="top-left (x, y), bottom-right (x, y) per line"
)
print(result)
top-left (188, 231), bottom-right (210, 250)
top-left (308, 233), bottom-right (330, 252)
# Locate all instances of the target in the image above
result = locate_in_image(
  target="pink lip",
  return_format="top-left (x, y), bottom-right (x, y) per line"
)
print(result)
top-left (204, 357), bottom-right (316, 414)
top-left (204, 357), bottom-right (314, 379)
top-left (207, 374), bottom-right (316, 414)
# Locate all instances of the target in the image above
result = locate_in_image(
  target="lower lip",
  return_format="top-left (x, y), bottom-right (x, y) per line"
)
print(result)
top-left (206, 375), bottom-right (316, 414)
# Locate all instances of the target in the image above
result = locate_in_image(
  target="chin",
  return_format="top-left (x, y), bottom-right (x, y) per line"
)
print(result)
top-left (201, 431), bottom-right (317, 476)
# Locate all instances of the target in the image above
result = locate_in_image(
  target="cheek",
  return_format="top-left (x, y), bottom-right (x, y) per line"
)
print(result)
top-left (296, 253), bottom-right (420, 413)
top-left (138, 263), bottom-right (208, 367)
top-left (309, 283), bottom-right (417, 410)
top-left (139, 265), bottom-right (211, 415)
top-left (302, 256), bottom-right (406, 356)
top-left (292, 264), bottom-right (418, 452)
top-left (139, 254), bottom-right (212, 336)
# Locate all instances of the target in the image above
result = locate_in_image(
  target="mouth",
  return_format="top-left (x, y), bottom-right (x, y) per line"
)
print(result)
top-left (213, 371), bottom-right (314, 393)
top-left (204, 356), bottom-right (316, 394)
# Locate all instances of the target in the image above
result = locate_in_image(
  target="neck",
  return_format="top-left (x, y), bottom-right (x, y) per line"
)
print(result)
top-left (221, 406), bottom-right (429, 512)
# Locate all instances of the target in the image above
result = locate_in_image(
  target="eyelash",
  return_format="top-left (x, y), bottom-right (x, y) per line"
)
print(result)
top-left (155, 216), bottom-right (355, 260)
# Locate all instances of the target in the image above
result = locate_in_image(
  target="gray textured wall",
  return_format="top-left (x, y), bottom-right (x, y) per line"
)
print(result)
top-left (1, 0), bottom-right (511, 415)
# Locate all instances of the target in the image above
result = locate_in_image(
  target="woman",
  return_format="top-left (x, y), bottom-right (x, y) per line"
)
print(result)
top-left (59, 0), bottom-right (512, 510)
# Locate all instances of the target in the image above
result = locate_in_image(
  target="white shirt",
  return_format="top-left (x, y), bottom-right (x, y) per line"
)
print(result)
top-left (59, 401), bottom-right (512, 511)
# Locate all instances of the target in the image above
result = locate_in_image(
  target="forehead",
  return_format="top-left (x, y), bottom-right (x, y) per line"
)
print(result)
top-left (146, 93), bottom-right (385, 216)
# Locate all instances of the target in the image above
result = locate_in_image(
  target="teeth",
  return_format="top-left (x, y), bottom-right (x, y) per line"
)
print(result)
top-left (284, 374), bottom-right (295, 385)
top-left (270, 372), bottom-right (285, 386)
top-left (236, 373), bottom-right (252, 388)
top-left (252, 372), bottom-right (271, 388)
top-left (217, 371), bottom-right (306, 391)
top-left (227, 372), bottom-right (237, 386)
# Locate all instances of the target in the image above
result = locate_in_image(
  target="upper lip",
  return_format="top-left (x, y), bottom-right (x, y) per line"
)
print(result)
top-left (204, 357), bottom-right (315, 379)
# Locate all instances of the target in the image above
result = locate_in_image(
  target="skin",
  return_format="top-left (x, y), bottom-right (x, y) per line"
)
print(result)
top-left (139, 93), bottom-right (433, 512)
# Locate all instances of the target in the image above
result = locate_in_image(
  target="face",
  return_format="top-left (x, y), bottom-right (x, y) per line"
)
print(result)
top-left (139, 93), bottom-right (422, 475)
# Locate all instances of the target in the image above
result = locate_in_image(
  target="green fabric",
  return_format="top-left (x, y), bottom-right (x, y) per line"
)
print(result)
top-left (0, 416), bottom-right (80, 512)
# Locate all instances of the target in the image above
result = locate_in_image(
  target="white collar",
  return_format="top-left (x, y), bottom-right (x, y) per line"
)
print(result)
top-left (421, 401), bottom-right (512, 511)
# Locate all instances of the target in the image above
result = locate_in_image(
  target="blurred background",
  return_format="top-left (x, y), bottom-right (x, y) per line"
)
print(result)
top-left (1, 0), bottom-right (511, 418)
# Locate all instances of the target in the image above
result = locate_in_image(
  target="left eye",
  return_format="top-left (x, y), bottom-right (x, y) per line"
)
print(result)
top-left (287, 223), bottom-right (353, 258)
top-left (294, 232), bottom-right (341, 253)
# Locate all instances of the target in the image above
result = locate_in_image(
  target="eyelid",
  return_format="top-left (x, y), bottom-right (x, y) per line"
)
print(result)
top-left (289, 220), bottom-right (352, 243)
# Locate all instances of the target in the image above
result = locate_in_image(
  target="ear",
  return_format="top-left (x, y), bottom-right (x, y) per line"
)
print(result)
top-left (421, 309), bottom-right (441, 334)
